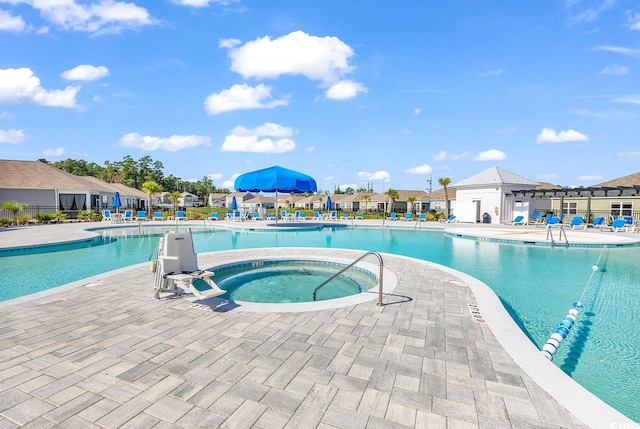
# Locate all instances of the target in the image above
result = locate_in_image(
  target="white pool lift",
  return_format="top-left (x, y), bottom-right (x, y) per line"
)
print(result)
top-left (153, 229), bottom-right (226, 300)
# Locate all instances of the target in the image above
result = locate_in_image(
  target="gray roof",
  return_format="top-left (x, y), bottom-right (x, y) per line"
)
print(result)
top-left (592, 171), bottom-right (640, 188)
top-left (452, 166), bottom-right (540, 188)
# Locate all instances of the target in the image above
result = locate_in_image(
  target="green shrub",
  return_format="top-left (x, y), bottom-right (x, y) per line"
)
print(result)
top-left (16, 215), bottom-right (29, 225)
top-left (35, 213), bottom-right (54, 223)
top-left (1, 218), bottom-right (12, 227)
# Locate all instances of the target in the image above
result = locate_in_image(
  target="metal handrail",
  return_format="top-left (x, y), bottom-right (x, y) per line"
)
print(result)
top-left (312, 251), bottom-right (385, 306)
top-left (546, 225), bottom-right (569, 246)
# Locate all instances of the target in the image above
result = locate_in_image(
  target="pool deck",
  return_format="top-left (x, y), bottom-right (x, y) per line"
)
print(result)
top-left (0, 220), bottom-right (638, 428)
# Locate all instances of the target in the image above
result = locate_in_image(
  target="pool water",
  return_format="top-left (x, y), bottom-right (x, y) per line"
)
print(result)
top-left (0, 225), bottom-right (639, 422)
top-left (211, 261), bottom-right (376, 303)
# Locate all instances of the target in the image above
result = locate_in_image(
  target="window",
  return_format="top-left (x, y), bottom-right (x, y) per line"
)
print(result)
top-left (611, 201), bottom-right (633, 217)
top-left (562, 201), bottom-right (577, 215)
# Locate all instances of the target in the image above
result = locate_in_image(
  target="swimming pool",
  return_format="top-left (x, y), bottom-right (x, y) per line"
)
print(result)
top-left (0, 225), bottom-right (639, 422)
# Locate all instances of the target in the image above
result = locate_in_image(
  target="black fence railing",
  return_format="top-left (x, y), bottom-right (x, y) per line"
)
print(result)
top-left (538, 210), bottom-right (640, 224)
top-left (0, 206), bottom-right (102, 221)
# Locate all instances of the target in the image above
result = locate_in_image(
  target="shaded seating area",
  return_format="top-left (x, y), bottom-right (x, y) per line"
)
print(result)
top-left (153, 230), bottom-right (226, 300)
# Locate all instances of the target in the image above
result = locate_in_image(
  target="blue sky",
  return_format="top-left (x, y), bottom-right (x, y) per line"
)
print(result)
top-left (0, 0), bottom-right (639, 192)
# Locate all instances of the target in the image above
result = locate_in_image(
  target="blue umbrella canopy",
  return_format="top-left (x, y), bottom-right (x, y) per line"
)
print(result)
top-left (235, 166), bottom-right (317, 223)
top-left (234, 165), bottom-right (317, 193)
top-left (112, 192), bottom-right (122, 213)
top-left (326, 195), bottom-right (332, 211)
top-left (231, 195), bottom-right (238, 210)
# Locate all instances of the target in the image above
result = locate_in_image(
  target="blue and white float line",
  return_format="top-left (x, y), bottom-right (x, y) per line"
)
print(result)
top-left (540, 247), bottom-right (606, 361)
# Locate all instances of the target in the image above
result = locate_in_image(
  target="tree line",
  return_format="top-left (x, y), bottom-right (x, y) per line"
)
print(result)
top-left (38, 155), bottom-right (230, 200)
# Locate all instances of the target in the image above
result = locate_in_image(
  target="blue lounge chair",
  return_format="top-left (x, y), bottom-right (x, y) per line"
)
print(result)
top-left (445, 215), bottom-right (457, 223)
top-left (153, 211), bottom-right (164, 221)
top-left (356, 213), bottom-right (364, 220)
top-left (266, 213), bottom-right (276, 221)
top-left (531, 212), bottom-right (542, 223)
top-left (570, 216), bottom-right (586, 230)
top-left (546, 217), bottom-right (561, 227)
top-left (123, 210), bottom-right (133, 222)
top-left (329, 210), bottom-right (338, 221)
top-left (511, 215), bottom-right (525, 225)
top-left (417, 213), bottom-right (427, 222)
top-left (591, 217), bottom-right (605, 228)
top-left (387, 213), bottom-right (398, 221)
top-left (208, 212), bottom-right (219, 221)
top-left (102, 210), bottom-right (112, 223)
top-left (403, 213), bottom-right (413, 221)
top-left (602, 219), bottom-right (628, 232)
top-left (136, 211), bottom-right (147, 221)
top-left (176, 210), bottom-right (187, 221)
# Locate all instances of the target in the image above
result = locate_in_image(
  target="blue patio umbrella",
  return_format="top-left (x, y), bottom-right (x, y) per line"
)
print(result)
top-left (231, 196), bottom-right (238, 210)
top-left (234, 165), bottom-right (317, 224)
top-left (112, 191), bottom-right (122, 213)
top-left (326, 195), bottom-right (332, 211)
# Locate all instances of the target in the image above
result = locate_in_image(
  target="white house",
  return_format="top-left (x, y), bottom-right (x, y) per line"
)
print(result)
top-left (452, 166), bottom-right (540, 224)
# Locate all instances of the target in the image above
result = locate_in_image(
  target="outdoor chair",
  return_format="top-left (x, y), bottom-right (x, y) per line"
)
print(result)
top-left (153, 211), bottom-right (164, 221)
top-left (175, 210), bottom-right (187, 221)
top-left (570, 216), bottom-right (586, 230)
top-left (208, 212), bottom-right (219, 221)
top-left (511, 215), bottom-right (525, 225)
top-left (136, 211), bottom-right (147, 221)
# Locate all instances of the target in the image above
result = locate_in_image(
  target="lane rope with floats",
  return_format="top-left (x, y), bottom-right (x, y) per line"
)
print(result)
top-left (540, 246), bottom-right (607, 361)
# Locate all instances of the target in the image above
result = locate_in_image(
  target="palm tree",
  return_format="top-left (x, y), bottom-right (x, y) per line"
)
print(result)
top-left (385, 188), bottom-right (399, 214)
top-left (407, 196), bottom-right (416, 214)
top-left (170, 191), bottom-right (181, 214)
top-left (362, 194), bottom-right (371, 212)
top-left (141, 180), bottom-right (163, 212)
top-left (1, 201), bottom-right (27, 225)
top-left (438, 177), bottom-right (451, 217)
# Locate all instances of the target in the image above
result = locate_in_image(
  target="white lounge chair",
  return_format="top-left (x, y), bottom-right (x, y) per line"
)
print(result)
top-left (102, 210), bottom-right (112, 223)
top-left (154, 230), bottom-right (226, 300)
top-left (175, 210), bottom-right (188, 221)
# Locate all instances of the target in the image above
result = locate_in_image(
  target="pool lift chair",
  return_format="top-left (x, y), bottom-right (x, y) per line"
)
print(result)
top-left (153, 229), bottom-right (226, 300)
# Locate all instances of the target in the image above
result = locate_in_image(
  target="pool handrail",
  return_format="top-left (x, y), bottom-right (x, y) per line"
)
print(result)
top-left (312, 251), bottom-right (385, 305)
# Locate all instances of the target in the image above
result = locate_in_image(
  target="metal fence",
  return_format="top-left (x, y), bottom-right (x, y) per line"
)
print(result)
top-left (0, 206), bottom-right (99, 221)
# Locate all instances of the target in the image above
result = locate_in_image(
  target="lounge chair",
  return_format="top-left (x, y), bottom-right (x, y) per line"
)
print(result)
top-left (123, 210), bottom-right (133, 222)
top-left (511, 215), bottom-right (525, 225)
top-left (387, 213), bottom-right (398, 221)
top-left (531, 212), bottom-right (542, 223)
top-left (208, 212), bottom-right (219, 221)
top-left (329, 210), bottom-right (338, 221)
top-left (266, 213), bottom-right (276, 221)
top-left (601, 219), bottom-right (628, 232)
top-left (417, 213), bottom-right (427, 222)
top-left (102, 210), bottom-right (112, 223)
top-left (546, 217), bottom-right (561, 227)
top-left (570, 216), bottom-right (586, 230)
top-left (153, 211), bottom-right (164, 221)
top-left (281, 211), bottom-right (293, 221)
top-left (136, 211), bottom-right (147, 221)
top-left (233, 211), bottom-right (245, 222)
top-left (176, 210), bottom-right (188, 221)
top-left (356, 213), bottom-right (364, 220)
top-left (590, 217), bottom-right (605, 228)
top-left (403, 213), bottom-right (413, 221)
top-left (251, 212), bottom-right (263, 221)
top-left (153, 230), bottom-right (226, 300)
top-left (445, 215), bottom-right (457, 223)
top-left (295, 211), bottom-right (307, 221)
top-left (313, 211), bottom-right (322, 220)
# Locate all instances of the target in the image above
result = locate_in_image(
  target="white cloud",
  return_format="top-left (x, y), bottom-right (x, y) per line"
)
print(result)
top-left (613, 94), bottom-right (640, 105)
top-left (220, 122), bottom-right (295, 153)
top-left (0, 9), bottom-right (26, 31)
top-left (61, 64), bottom-right (109, 81)
top-left (617, 151), bottom-right (640, 158)
top-left (223, 30), bottom-right (358, 85)
top-left (594, 45), bottom-right (640, 57)
top-left (118, 133), bottom-right (211, 152)
top-left (358, 170), bottom-right (391, 182)
top-left (405, 164), bottom-right (432, 175)
top-left (325, 80), bottom-right (367, 100)
top-left (412, 108), bottom-right (421, 116)
top-left (0, 68), bottom-right (79, 108)
top-left (338, 183), bottom-right (358, 191)
top-left (0, 111), bottom-right (14, 119)
top-left (537, 173), bottom-right (560, 181)
top-left (306, 146), bottom-right (314, 152)
top-left (0, 129), bottom-right (24, 143)
top-left (2, 0), bottom-right (156, 34)
top-left (207, 172), bottom-right (223, 180)
top-left (171, 0), bottom-right (237, 7)
top-left (480, 69), bottom-right (503, 77)
top-left (204, 83), bottom-right (288, 115)
top-left (536, 127), bottom-right (589, 143)
top-left (577, 175), bottom-right (603, 182)
top-left (600, 64), bottom-right (628, 75)
top-left (626, 10), bottom-right (640, 31)
top-left (473, 149), bottom-right (507, 161)
top-left (433, 150), bottom-right (472, 161)
top-left (44, 147), bottom-right (64, 156)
